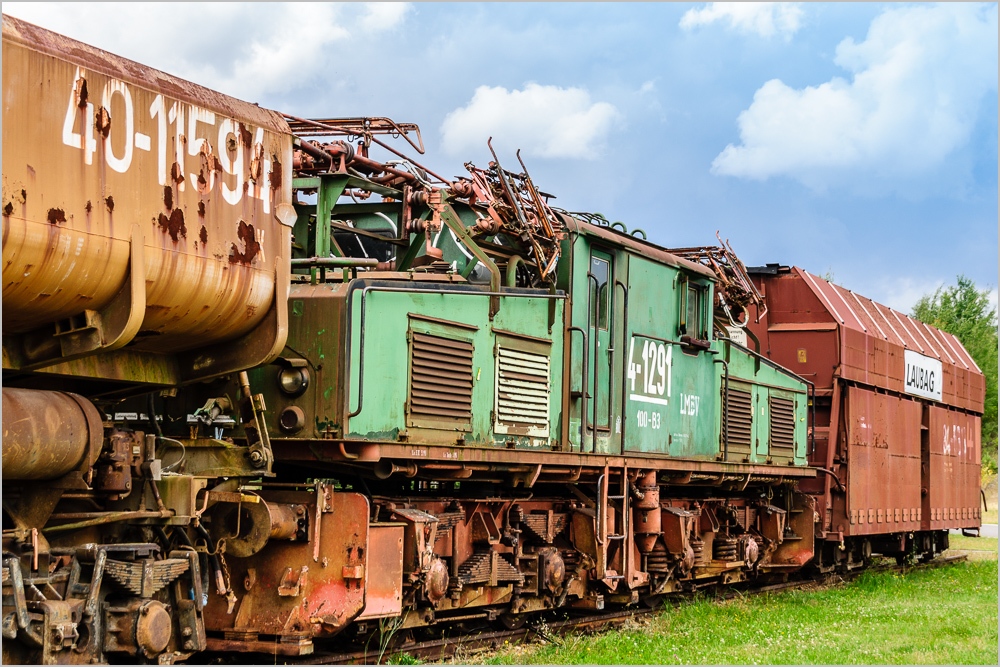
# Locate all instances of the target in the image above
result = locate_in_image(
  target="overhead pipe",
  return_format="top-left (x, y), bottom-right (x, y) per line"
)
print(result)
top-left (290, 257), bottom-right (380, 268)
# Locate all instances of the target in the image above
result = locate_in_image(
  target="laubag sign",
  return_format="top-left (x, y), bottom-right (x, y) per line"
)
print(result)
top-left (903, 349), bottom-right (942, 402)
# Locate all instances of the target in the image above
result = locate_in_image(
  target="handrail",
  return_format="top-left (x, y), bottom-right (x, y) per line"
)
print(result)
top-left (588, 272), bottom-right (600, 453)
top-left (567, 326), bottom-right (589, 453)
top-left (505, 255), bottom-right (525, 287)
top-left (291, 257), bottom-right (379, 267)
top-left (714, 357), bottom-right (730, 462)
top-left (615, 280), bottom-right (629, 452)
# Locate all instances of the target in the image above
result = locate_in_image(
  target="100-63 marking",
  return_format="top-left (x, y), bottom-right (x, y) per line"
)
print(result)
top-left (636, 410), bottom-right (661, 430)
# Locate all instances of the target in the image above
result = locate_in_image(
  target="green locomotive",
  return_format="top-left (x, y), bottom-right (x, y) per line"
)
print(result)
top-left (188, 133), bottom-right (817, 652)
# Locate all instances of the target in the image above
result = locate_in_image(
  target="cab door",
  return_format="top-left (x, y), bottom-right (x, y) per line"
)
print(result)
top-left (588, 249), bottom-right (614, 436)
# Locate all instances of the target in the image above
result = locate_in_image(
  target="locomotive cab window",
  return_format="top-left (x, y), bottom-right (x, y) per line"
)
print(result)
top-left (679, 277), bottom-right (708, 342)
top-left (589, 256), bottom-right (610, 330)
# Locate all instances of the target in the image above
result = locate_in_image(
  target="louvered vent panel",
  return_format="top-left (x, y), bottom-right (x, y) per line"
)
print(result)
top-left (769, 396), bottom-right (796, 453)
top-left (725, 388), bottom-right (753, 453)
top-left (496, 347), bottom-right (550, 435)
top-left (409, 332), bottom-right (473, 423)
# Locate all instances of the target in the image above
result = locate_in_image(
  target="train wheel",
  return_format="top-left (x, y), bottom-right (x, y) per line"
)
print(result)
top-left (498, 612), bottom-right (528, 630)
top-left (641, 594), bottom-right (665, 609)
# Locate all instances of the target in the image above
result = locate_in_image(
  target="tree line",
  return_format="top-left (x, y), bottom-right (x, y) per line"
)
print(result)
top-left (911, 276), bottom-right (998, 474)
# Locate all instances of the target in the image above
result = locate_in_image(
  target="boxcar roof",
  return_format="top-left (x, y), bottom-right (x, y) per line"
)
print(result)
top-left (793, 266), bottom-right (980, 372)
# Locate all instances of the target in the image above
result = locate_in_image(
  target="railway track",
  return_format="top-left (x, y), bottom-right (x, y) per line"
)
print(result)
top-left (217, 553), bottom-right (967, 665)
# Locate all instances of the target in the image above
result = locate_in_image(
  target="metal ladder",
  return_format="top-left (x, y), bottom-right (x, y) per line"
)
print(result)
top-left (596, 465), bottom-right (627, 583)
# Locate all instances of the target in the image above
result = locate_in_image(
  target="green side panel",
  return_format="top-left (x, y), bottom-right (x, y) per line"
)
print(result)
top-left (249, 282), bottom-right (349, 439)
top-left (346, 284), bottom-right (563, 448)
top-left (621, 257), bottom-right (717, 458)
top-left (753, 384), bottom-right (768, 460)
top-left (714, 341), bottom-right (809, 466)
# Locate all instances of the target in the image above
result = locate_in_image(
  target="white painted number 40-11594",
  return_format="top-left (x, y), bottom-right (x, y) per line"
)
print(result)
top-left (61, 67), bottom-right (273, 212)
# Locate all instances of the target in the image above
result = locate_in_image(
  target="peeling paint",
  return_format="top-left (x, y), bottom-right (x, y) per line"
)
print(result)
top-left (170, 162), bottom-right (184, 184)
top-left (238, 122), bottom-right (252, 148)
top-left (46, 208), bottom-right (66, 224)
top-left (269, 155), bottom-right (282, 191)
top-left (75, 76), bottom-right (88, 107)
top-left (157, 208), bottom-right (186, 242)
top-left (228, 219), bottom-right (260, 265)
top-left (95, 105), bottom-right (111, 138)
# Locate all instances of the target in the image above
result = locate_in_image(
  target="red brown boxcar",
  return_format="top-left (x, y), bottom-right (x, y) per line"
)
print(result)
top-left (747, 265), bottom-right (983, 568)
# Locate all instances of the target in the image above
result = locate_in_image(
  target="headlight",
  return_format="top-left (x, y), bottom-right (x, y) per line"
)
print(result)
top-left (278, 406), bottom-right (306, 433)
top-left (278, 367), bottom-right (310, 396)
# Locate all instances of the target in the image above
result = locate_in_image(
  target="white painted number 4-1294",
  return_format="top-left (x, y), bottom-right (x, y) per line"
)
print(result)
top-left (628, 336), bottom-right (672, 406)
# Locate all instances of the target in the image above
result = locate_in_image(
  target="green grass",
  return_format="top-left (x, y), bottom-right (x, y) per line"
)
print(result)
top-left (948, 533), bottom-right (998, 554)
top-left (480, 561), bottom-right (998, 665)
top-left (982, 472), bottom-right (998, 524)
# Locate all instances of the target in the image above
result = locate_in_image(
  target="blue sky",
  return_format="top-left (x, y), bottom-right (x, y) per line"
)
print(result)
top-left (5, 2), bottom-right (997, 312)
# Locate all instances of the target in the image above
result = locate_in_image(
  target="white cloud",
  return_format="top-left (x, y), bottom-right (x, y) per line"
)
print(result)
top-left (440, 84), bottom-right (621, 160)
top-left (1, 2), bottom-right (412, 101)
top-left (876, 276), bottom-right (946, 314)
top-left (219, 4), bottom-right (349, 98)
top-left (680, 2), bottom-right (803, 39)
top-left (358, 2), bottom-right (412, 33)
top-left (712, 3), bottom-right (998, 192)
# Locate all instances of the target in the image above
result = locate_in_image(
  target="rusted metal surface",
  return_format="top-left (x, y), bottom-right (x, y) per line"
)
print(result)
top-left (286, 114), bottom-right (449, 188)
top-left (1, 387), bottom-right (103, 480)
top-left (271, 439), bottom-right (819, 478)
top-left (2, 15), bottom-right (292, 377)
top-left (842, 387), bottom-right (923, 537)
top-left (203, 488), bottom-right (370, 645)
top-left (284, 116), bottom-right (425, 154)
top-left (747, 266), bottom-right (984, 413)
top-left (355, 525), bottom-right (405, 621)
top-left (926, 405), bottom-right (981, 530)
top-left (212, 499), bottom-right (305, 558)
top-left (458, 142), bottom-right (566, 285)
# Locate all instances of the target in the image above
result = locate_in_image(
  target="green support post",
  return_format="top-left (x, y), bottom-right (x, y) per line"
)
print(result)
top-left (439, 202), bottom-right (502, 317)
top-left (314, 174), bottom-right (350, 282)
